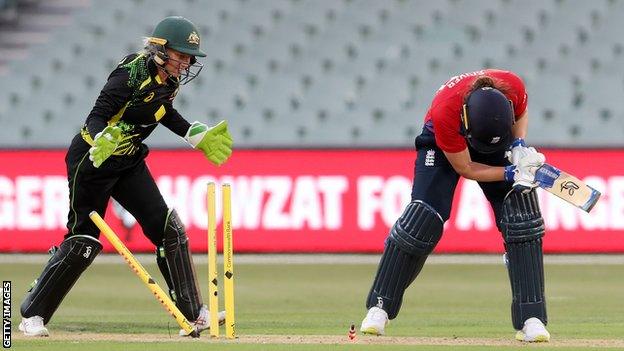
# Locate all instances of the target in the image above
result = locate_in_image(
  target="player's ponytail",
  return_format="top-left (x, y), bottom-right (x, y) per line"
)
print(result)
top-left (471, 76), bottom-right (496, 90)
top-left (464, 75), bottom-right (511, 104)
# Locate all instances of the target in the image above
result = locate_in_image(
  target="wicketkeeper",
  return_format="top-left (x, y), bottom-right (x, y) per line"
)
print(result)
top-left (360, 69), bottom-right (551, 342)
top-left (19, 16), bottom-right (231, 337)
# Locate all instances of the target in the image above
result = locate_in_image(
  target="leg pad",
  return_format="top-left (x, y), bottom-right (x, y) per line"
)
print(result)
top-left (501, 190), bottom-right (547, 329)
top-left (162, 209), bottom-right (203, 321)
top-left (20, 236), bottom-right (101, 324)
top-left (366, 201), bottom-right (443, 319)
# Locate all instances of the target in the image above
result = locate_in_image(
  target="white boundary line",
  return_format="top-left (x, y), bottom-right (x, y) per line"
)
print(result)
top-left (1, 253), bottom-right (623, 265)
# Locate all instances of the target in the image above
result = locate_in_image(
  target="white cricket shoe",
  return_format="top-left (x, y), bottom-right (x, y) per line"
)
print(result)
top-left (515, 317), bottom-right (550, 342)
top-left (19, 316), bottom-right (49, 337)
top-left (360, 306), bottom-right (389, 335)
top-left (179, 305), bottom-right (226, 336)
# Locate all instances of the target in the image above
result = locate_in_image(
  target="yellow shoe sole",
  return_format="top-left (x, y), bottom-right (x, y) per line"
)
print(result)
top-left (515, 331), bottom-right (550, 342)
top-left (361, 327), bottom-right (383, 336)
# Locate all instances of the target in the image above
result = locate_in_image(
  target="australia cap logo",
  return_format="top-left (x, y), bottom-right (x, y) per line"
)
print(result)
top-left (187, 31), bottom-right (200, 45)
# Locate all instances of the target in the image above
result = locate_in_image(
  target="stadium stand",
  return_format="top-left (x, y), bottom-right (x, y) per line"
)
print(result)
top-left (0, 0), bottom-right (622, 148)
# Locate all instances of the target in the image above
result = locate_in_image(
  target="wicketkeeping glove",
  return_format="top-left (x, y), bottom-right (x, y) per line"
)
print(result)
top-left (504, 152), bottom-right (546, 192)
top-left (89, 126), bottom-right (122, 168)
top-left (184, 120), bottom-right (233, 166)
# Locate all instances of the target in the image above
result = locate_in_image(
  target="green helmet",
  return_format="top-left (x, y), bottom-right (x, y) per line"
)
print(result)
top-left (150, 16), bottom-right (206, 57)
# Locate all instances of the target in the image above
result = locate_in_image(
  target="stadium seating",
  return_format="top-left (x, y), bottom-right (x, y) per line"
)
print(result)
top-left (0, 0), bottom-right (622, 148)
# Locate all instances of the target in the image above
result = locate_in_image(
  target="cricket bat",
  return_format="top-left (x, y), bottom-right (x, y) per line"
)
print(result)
top-left (533, 163), bottom-right (601, 213)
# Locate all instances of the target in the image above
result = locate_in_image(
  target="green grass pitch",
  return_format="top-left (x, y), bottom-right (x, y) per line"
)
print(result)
top-left (3, 255), bottom-right (623, 350)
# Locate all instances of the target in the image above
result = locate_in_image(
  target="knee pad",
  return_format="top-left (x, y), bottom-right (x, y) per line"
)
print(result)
top-left (21, 235), bottom-right (102, 324)
top-left (389, 200), bottom-right (444, 256)
top-left (501, 190), bottom-right (547, 329)
top-left (366, 201), bottom-right (443, 319)
top-left (162, 209), bottom-right (202, 321)
top-left (501, 189), bottom-right (544, 244)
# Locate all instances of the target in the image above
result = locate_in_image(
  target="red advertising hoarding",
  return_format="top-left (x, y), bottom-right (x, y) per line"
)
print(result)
top-left (0, 149), bottom-right (622, 253)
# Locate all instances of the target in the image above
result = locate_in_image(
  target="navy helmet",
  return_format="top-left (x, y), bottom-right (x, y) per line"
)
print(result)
top-left (461, 87), bottom-right (514, 153)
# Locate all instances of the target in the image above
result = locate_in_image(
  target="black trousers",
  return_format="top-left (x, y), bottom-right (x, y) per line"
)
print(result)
top-left (64, 135), bottom-right (169, 246)
top-left (411, 127), bottom-right (512, 227)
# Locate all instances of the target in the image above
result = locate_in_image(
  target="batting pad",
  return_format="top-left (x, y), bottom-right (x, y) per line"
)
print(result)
top-left (366, 201), bottom-right (443, 319)
top-left (501, 190), bottom-right (547, 330)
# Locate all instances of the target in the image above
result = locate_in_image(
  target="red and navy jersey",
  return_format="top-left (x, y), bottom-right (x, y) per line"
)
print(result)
top-left (423, 69), bottom-right (528, 153)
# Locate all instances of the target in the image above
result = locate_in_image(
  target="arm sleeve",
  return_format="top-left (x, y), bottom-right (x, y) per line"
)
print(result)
top-left (84, 67), bottom-right (133, 138)
top-left (160, 104), bottom-right (191, 137)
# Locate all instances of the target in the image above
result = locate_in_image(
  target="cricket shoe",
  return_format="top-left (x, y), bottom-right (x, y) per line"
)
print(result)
top-left (515, 317), bottom-right (550, 342)
top-left (179, 305), bottom-right (226, 336)
top-left (360, 306), bottom-right (389, 335)
top-left (19, 316), bottom-right (49, 337)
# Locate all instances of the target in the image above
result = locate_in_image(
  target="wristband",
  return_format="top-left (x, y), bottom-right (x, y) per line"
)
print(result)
top-left (511, 138), bottom-right (525, 148)
top-left (504, 165), bottom-right (516, 182)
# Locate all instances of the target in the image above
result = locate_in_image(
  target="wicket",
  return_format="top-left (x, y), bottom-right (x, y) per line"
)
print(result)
top-left (88, 211), bottom-right (199, 337)
top-left (207, 182), bottom-right (236, 338)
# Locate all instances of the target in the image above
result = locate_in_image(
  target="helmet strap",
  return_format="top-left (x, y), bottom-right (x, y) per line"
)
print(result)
top-left (153, 53), bottom-right (167, 66)
top-left (460, 104), bottom-right (470, 137)
top-left (156, 64), bottom-right (180, 85)
top-left (153, 46), bottom-right (169, 66)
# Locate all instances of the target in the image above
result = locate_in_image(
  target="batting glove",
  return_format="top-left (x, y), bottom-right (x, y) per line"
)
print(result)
top-left (506, 138), bottom-right (540, 166)
top-left (504, 152), bottom-right (546, 192)
top-left (89, 126), bottom-right (122, 168)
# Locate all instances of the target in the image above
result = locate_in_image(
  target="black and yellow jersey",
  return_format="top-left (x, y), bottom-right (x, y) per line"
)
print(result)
top-left (81, 53), bottom-right (191, 156)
